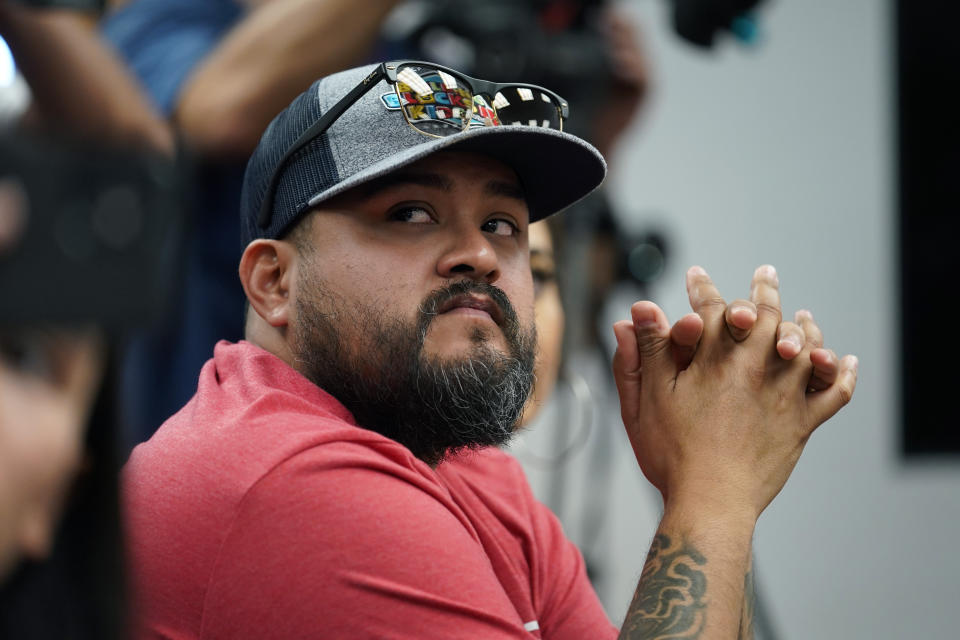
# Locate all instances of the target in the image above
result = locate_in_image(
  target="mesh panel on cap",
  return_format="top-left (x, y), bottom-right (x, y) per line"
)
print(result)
top-left (239, 80), bottom-right (339, 247)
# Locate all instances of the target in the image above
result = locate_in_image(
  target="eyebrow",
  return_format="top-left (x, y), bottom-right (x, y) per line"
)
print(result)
top-left (357, 171), bottom-right (526, 203)
top-left (483, 179), bottom-right (526, 202)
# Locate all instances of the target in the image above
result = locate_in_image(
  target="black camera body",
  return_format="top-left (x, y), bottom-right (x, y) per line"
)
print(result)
top-left (397, 0), bottom-right (610, 139)
top-left (0, 133), bottom-right (185, 329)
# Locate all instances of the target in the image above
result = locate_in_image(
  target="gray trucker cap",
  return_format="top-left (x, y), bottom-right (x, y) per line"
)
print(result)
top-left (240, 63), bottom-right (607, 247)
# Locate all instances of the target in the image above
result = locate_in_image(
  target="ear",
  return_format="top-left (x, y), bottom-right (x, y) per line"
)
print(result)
top-left (239, 239), bottom-right (297, 327)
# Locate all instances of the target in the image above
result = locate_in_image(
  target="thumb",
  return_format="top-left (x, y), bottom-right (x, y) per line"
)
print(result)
top-left (806, 354), bottom-right (859, 430)
top-left (612, 320), bottom-right (642, 423)
top-left (630, 301), bottom-right (674, 378)
top-left (612, 302), bottom-right (673, 424)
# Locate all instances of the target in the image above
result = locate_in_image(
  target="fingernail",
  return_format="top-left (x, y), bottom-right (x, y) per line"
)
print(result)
top-left (796, 309), bottom-right (813, 321)
top-left (780, 336), bottom-right (802, 352)
top-left (848, 355), bottom-right (859, 372)
top-left (730, 305), bottom-right (755, 329)
top-left (689, 265), bottom-right (707, 277)
top-left (755, 264), bottom-right (778, 284)
top-left (631, 304), bottom-right (660, 328)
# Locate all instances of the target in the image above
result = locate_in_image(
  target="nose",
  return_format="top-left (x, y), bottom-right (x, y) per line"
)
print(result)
top-left (435, 226), bottom-right (501, 284)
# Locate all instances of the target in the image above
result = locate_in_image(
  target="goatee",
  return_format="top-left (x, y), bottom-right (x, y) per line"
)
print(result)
top-left (292, 278), bottom-right (536, 466)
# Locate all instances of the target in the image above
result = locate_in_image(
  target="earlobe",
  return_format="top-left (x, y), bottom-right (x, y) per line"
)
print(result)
top-left (239, 240), bottom-right (296, 327)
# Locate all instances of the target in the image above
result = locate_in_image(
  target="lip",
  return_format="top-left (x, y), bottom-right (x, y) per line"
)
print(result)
top-left (437, 294), bottom-right (505, 327)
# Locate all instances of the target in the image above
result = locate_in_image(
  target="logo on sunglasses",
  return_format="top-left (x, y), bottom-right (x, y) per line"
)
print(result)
top-left (380, 93), bottom-right (402, 110)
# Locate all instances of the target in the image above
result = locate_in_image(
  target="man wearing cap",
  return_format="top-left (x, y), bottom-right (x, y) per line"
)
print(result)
top-left (123, 62), bottom-right (858, 638)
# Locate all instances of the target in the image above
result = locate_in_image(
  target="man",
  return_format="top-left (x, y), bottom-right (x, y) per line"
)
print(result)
top-left (123, 62), bottom-right (858, 638)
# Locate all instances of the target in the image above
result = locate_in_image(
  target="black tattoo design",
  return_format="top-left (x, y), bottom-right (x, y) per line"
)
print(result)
top-left (620, 534), bottom-right (708, 639)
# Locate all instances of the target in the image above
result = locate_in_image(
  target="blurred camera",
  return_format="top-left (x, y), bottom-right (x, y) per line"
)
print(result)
top-left (0, 132), bottom-right (185, 329)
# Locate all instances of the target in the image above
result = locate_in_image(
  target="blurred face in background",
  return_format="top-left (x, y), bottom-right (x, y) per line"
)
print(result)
top-left (521, 221), bottom-right (564, 425)
top-left (0, 330), bottom-right (104, 581)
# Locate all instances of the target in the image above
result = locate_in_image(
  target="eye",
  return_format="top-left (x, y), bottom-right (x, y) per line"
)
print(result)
top-left (532, 266), bottom-right (557, 299)
top-left (389, 205), bottom-right (435, 224)
top-left (481, 218), bottom-right (518, 236)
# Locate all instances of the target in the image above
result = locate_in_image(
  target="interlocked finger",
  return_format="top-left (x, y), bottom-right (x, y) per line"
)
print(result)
top-left (749, 264), bottom-right (782, 338)
top-left (807, 354), bottom-right (858, 428)
top-left (795, 309), bottom-right (824, 349)
top-left (775, 321), bottom-right (805, 360)
top-left (670, 313), bottom-right (704, 371)
top-left (685, 266), bottom-right (728, 341)
top-left (807, 348), bottom-right (840, 392)
top-left (724, 299), bottom-right (757, 342)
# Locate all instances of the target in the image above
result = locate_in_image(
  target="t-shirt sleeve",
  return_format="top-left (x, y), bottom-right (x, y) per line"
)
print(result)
top-left (528, 498), bottom-right (620, 639)
top-left (501, 456), bottom-right (619, 640)
top-left (100, 0), bottom-right (243, 115)
top-left (198, 442), bottom-right (542, 639)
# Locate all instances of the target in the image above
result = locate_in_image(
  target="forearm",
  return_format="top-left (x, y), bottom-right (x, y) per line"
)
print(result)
top-left (0, 5), bottom-right (173, 153)
top-left (175, 0), bottom-right (402, 157)
top-left (618, 504), bottom-right (755, 639)
top-left (738, 556), bottom-right (755, 640)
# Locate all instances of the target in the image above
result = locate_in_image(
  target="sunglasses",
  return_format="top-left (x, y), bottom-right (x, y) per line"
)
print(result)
top-left (258, 60), bottom-right (570, 229)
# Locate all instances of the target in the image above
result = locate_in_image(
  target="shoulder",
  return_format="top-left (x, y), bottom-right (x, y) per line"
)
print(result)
top-left (123, 339), bottom-right (407, 527)
top-left (200, 445), bottom-right (544, 637)
top-left (207, 440), bottom-right (497, 596)
top-left (124, 392), bottom-right (403, 508)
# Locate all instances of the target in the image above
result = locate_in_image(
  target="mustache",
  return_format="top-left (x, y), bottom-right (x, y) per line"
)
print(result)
top-left (416, 280), bottom-right (520, 336)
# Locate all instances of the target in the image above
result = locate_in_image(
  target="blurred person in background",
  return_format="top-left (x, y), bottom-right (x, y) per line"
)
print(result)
top-left (520, 219), bottom-right (565, 425)
top-left (1, 1), bottom-right (175, 636)
top-left (0, 313), bottom-right (119, 639)
top-left (101, 0), bottom-right (407, 448)
top-left (0, 166), bottom-right (122, 638)
top-left (503, 4), bottom-right (648, 428)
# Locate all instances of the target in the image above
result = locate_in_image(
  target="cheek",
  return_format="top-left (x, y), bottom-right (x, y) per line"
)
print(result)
top-left (534, 286), bottom-right (565, 388)
top-left (499, 257), bottom-right (536, 324)
top-left (297, 257), bottom-right (427, 338)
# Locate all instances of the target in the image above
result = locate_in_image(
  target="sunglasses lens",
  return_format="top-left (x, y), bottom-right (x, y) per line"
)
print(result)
top-left (395, 65), bottom-right (475, 136)
top-left (491, 87), bottom-right (562, 130)
top-left (394, 64), bottom-right (564, 136)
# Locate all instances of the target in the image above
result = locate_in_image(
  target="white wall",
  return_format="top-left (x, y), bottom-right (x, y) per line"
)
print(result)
top-left (516, 0), bottom-right (960, 637)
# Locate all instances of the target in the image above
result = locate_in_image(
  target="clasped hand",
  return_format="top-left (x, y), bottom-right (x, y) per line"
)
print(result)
top-left (612, 265), bottom-right (858, 522)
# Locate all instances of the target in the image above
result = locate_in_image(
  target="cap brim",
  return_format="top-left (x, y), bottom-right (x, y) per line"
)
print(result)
top-left (305, 125), bottom-right (606, 223)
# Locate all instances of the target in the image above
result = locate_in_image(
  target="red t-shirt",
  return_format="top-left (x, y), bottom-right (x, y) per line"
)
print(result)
top-left (124, 341), bottom-right (617, 639)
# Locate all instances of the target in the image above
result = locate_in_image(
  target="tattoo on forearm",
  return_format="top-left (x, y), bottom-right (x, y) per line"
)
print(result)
top-left (620, 534), bottom-right (708, 639)
top-left (738, 568), bottom-right (755, 640)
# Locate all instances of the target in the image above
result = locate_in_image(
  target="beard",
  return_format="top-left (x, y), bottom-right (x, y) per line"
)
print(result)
top-left (291, 275), bottom-right (536, 466)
